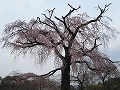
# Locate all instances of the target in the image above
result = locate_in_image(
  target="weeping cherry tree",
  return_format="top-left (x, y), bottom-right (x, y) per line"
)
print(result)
top-left (0, 4), bottom-right (118, 90)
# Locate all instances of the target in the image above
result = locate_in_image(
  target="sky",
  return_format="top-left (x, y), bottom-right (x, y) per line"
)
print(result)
top-left (0, 0), bottom-right (120, 77)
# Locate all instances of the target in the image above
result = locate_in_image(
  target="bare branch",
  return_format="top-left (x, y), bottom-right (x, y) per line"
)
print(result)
top-left (55, 16), bottom-right (63, 23)
top-left (40, 67), bottom-right (61, 77)
top-left (38, 15), bottom-right (65, 40)
top-left (47, 8), bottom-right (55, 18)
top-left (75, 4), bottom-right (111, 38)
top-left (55, 4), bottom-right (81, 37)
top-left (37, 17), bottom-right (55, 29)
top-left (55, 4), bottom-right (81, 36)
top-left (68, 4), bottom-right (111, 49)
top-left (63, 4), bottom-right (81, 18)
top-left (86, 38), bottom-right (102, 53)
top-left (55, 16), bottom-right (74, 36)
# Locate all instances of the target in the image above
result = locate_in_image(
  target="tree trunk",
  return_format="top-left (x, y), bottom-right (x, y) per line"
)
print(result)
top-left (61, 46), bottom-right (71, 90)
top-left (79, 82), bottom-right (84, 90)
top-left (61, 63), bottom-right (70, 90)
top-left (61, 54), bottom-right (71, 90)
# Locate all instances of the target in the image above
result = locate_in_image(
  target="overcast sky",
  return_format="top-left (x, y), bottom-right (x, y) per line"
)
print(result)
top-left (0, 0), bottom-right (120, 77)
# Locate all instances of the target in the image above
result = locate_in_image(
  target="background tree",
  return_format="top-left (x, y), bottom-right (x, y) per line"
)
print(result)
top-left (0, 76), bottom-right (2, 87)
top-left (85, 84), bottom-right (103, 90)
top-left (0, 3), bottom-right (118, 90)
top-left (70, 62), bottom-right (120, 90)
top-left (105, 77), bottom-right (120, 90)
top-left (70, 64), bottom-right (94, 90)
top-left (0, 72), bottom-right (59, 90)
top-left (95, 67), bottom-right (120, 90)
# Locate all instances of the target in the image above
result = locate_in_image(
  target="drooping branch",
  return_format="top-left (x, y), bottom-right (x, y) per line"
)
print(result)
top-left (15, 31), bottom-right (44, 48)
top-left (72, 59), bottom-right (117, 73)
top-left (15, 40), bottom-right (44, 48)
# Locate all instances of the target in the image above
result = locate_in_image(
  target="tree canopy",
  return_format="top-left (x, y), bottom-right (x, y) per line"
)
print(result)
top-left (0, 3), bottom-right (119, 90)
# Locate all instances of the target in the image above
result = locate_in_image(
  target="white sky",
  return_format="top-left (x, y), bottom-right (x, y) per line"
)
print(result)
top-left (0, 0), bottom-right (120, 77)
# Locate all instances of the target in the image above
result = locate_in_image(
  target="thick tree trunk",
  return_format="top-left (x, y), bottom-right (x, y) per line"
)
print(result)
top-left (79, 82), bottom-right (84, 90)
top-left (61, 63), bottom-right (70, 90)
top-left (61, 46), bottom-right (71, 90)
top-left (61, 53), bottom-right (71, 90)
